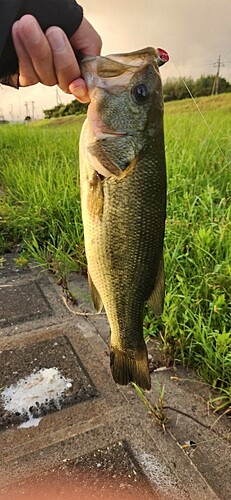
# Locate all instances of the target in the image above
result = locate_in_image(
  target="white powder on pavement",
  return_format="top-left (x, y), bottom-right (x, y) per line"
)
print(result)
top-left (136, 451), bottom-right (181, 497)
top-left (1, 367), bottom-right (72, 428)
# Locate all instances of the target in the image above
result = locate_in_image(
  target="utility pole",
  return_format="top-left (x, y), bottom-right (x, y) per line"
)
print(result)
top-left (24, 101), bottom-right (30, 117)
top-left (30, 101), bottom-right (35, 120)
top-left (9, 104), bottom-right (14, 122)
top-left (211, 55), bottom-right (224, 95)
top-left (56, 87), bottom-right (62, 106)
top-left (0, 107), bottom-right (4, 121)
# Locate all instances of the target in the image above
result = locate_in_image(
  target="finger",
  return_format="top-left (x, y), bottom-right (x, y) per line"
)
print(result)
top-left (69, 78), bottom-right (90, 103)
top-left (12, 20), bottom-right (39, 86)
top-left (70, 18), bottom-right (102, 56)
top-left (69, 18), bottom-right (101, 102)
top-left (16, 15), bottom-right (57, 86)
top-left (46, 27), bottom-right (80, 93)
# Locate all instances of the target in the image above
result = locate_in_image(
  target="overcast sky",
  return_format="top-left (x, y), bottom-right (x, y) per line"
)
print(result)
top-left (1, 0), bottom-right (230, 120)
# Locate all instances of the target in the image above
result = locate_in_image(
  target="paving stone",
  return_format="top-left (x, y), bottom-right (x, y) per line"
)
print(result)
top-left (0, 405), bottom-right (216, 500)
top-left (0, 441), bottom-right (159, 499)
top-left (0, 323), bottom-right (126, 462)
top-left (0, 324), bottom-right (218, 500)
top-left (0, 282), bottom-right (52, 327)
top-left (66, 272), bottom-right (111, 344)
top-left (0, 335), bottom-right (98, 430)
top-left (0, 257), bottom-right (229, 500)
top-left (146, 369), bottom-right (231, 500)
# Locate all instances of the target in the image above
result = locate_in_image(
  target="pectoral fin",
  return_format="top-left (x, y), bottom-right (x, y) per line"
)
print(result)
top-left (88, 142), bottom-right (121, 177)
top-left (88, 142), bottom-right (138, 179)
top-left (87, 171), bottom-right (104, 220)
top-left (148, 255), bottom-right (165, 316)
top-left (88, 272), bottom-right (103, 313)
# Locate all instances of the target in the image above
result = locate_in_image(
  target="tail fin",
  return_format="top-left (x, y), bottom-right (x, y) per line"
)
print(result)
top-left (110, 346), bottom-right (151, 390)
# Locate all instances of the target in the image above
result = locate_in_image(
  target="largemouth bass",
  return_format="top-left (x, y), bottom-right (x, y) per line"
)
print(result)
top-left (79, 48), bottom-right (166, 390)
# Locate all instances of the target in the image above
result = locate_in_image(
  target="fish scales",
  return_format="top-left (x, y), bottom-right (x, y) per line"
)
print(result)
top-left (80, 48), bottom-right (166, 390)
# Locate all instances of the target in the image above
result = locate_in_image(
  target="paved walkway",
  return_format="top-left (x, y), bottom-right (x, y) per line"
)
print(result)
top-left (0, 254), bottom-right (230, 499)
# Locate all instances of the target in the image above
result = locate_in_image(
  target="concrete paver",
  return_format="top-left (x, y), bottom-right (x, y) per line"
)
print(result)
top-left (0, 333), bottom-right (98, 430)
top-left (0, 441), bottom-right (159, 500)
top-left (0, 282), bottom-right (52, 327)
top-left (0, 254), bottom-right (230, 499)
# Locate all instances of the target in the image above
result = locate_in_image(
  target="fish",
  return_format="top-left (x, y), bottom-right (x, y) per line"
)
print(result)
top-left (79, 47), bottom-right (166, 390)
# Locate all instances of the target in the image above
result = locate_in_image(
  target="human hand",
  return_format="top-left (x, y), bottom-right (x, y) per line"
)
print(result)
top-left (12, 15), bottom-right (102, 102)
top-left (68, 17), bottom-right (102, 102)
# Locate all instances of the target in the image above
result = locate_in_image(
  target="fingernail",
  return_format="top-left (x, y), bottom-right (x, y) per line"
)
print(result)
top-left (73, 86), bottom-right (86, 98)
top-left (47, 29), bottom-right (66, 51)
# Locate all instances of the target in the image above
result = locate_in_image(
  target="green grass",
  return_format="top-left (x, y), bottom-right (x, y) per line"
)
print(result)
top-left (145, 95), bottom-right (231, 405)
top-left (0, 94), bottom-right (230, 406)
top-left (0, 118), bottom-right (86, 273)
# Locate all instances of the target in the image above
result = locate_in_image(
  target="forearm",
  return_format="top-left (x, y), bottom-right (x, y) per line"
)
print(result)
top-left (0, 0), bottom-right (83, 85)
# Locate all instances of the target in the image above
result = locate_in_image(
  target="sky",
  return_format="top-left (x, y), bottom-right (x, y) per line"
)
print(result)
top-left (0, 0), bottom-right (230, 121)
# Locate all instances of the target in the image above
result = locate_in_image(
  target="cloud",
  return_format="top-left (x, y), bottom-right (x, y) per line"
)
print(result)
top-left (1, 0), bottom-right (230, 119)
top-left (81, 0), bottom-right (231, 79)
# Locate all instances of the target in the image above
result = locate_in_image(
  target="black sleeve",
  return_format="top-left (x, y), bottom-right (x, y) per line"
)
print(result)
top-left (0, 0), bottom-right (83, 86)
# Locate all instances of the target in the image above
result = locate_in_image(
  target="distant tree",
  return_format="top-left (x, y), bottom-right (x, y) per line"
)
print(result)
top-left (194, 75), bottom-right (231, 96)
top-left (63, 99), bottom-right (88, 115)
top-left (163, 75), bottom-right (231, 101)
top-left (163, 77), bottom-right (194, 101)
top-left (43, 104), bottom-right (64, 119)
top-left (24, 115), bottom-right (31, 122)
top-left (43, 99), bottom-right (88, 119)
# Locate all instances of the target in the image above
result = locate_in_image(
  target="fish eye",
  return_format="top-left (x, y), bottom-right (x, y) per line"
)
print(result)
top-left (132, 83), bottom-right (149, 103)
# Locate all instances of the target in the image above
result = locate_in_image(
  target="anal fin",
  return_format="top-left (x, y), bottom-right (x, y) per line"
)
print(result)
top-left (148, 255), bottom-right (165, 316)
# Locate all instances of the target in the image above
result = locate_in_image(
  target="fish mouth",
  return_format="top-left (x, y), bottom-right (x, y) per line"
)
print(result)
top-left (81, 48), bottom-right (159, 94)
